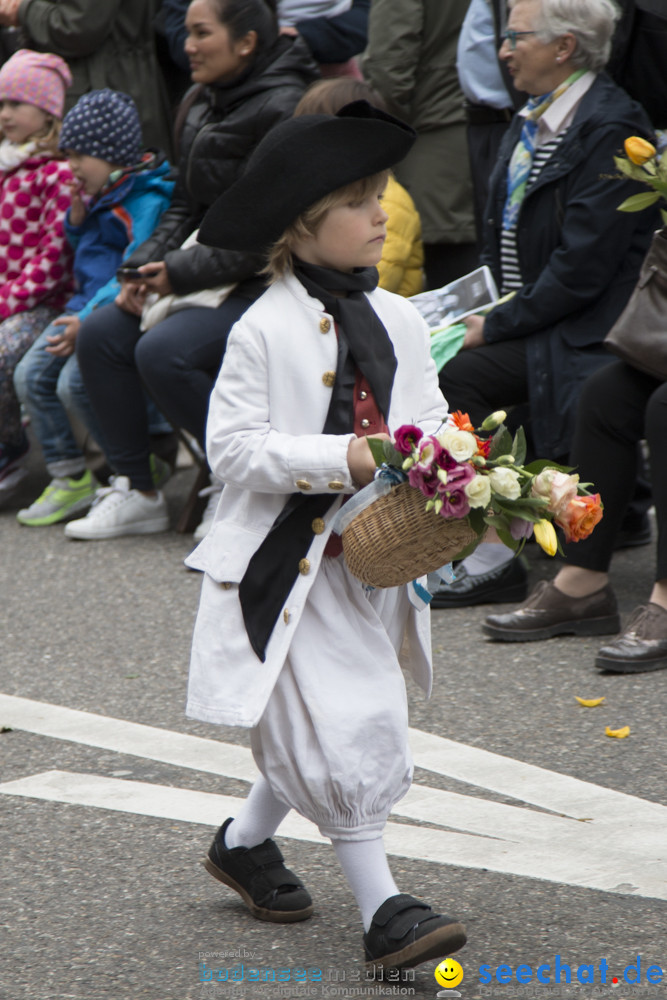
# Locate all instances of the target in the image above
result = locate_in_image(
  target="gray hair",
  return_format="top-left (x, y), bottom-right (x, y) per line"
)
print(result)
top-left (510, 0), bottom-right (620, 72)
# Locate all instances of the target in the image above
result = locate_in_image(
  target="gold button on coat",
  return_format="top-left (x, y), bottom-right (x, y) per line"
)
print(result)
top-left (360, 418), bottom-right (370, 429)
top-left (328, 480), bottom-right (344, 491)
top-left (322, 370), bottom-right (336, 387)
top-left (319, 317), bottom-right (331, 333)
top-left (311, 517), bottom-right (325, 534)
top-left (283, 608), bottom-right (290, 624)
top-left (359, 390), bottom-right (368, 400)
top-left (295, 479), bottom-right (312, 490)
top-left (298, 558), bottom-right (310, 575)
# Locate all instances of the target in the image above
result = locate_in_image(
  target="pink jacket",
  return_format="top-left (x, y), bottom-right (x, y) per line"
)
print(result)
top-left (0, 153), bottom-right (73, 320)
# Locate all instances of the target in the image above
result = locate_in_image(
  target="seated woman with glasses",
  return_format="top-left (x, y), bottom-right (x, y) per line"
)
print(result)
top-left (433, 0), bottom-right (658, 608)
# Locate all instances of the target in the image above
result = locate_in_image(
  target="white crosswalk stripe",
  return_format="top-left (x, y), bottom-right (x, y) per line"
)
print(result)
top-left (1, 693), bottom-right (665, 901)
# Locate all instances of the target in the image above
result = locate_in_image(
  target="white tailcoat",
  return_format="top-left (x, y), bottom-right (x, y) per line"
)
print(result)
top-left (186, 271), bottom-right (448, 728)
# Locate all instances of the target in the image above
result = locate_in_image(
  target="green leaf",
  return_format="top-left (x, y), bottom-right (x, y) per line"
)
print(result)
top-left (618, 191), bottom-right (661, 212)
top-left (495, 526), bottom-right (519, 551)
top-left (488, 425), bottom-right (513, 460)
top-left (523, 458), bottom-right (573, 475)
top-left (511, 426), bottom-right (527, 466)
top-left (613, 157), bottom-right (648, 182)
top-left (367, 437), bottom-right (388, 467)
top-left (382, 441), bottom-right (405, 468)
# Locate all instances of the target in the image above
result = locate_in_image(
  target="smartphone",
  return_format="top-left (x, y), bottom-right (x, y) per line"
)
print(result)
top-left (116, 266), bottom-right (144, 281)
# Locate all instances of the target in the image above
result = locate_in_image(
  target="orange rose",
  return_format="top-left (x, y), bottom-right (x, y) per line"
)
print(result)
top-left (624, 136), bottom-right (656, 166)
top-left (556, 493), bottom-right (603, 543)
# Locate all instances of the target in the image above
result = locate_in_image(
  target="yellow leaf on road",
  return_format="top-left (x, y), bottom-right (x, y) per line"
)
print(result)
top-left (574, 696), bottom-right (606, 707)
top-left (605, 725), bottom-right (631, 739)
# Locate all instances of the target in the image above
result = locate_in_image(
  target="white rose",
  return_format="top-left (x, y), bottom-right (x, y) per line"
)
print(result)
top-left (489, 467), bottom-right (522, 500)
top-left (464, 474), bottom-right (492, 509)
top-left (438, 428), bottom-right (477, 463)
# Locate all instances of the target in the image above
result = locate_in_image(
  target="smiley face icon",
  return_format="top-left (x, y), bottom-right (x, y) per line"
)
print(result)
top-left (435, 958), bottom-right (464, 989)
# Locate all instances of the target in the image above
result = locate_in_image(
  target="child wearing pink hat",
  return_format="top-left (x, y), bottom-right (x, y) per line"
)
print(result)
top-left (0, 48), bottom-right (74, 498)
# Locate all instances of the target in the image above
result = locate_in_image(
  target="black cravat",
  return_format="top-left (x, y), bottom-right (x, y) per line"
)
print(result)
top-left (238, 262), bottom-right (397, 661)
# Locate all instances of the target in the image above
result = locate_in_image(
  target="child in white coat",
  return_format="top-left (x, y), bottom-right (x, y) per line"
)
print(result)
top-left (186, 101), bottom-right (466, 971)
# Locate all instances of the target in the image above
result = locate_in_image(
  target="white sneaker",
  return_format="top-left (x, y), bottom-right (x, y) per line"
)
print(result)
top-left (193, 479), bottom-right (223, 542)
top-left (64, 476), bottom-right (169, 540)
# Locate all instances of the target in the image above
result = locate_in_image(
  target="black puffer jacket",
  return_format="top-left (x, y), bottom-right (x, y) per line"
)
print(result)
top-left (125, 35), bottom-right (319, 295)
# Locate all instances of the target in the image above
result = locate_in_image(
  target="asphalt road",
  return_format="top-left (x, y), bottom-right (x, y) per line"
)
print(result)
top-left (1, 459), bottom-right (666, 1000)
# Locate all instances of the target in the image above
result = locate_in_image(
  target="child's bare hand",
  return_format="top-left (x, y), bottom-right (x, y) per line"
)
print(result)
top-left (45, 314), bottom-right (81, 357)
top-left (347, 433), bottom-right (391, 487)
top-left (67, 179), bottom-right (86, 227)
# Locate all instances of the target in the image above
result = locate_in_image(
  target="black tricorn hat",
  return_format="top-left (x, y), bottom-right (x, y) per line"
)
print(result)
top-left (197, 100), bottom-right (416, 253)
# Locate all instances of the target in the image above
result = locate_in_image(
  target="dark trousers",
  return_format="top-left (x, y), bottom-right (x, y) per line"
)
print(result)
top-left (467, 118), bottom-right (513, 250)
top-left (439, 338), bottom-right (530, 433)
top-left (76, 295), bottom-right (252, 491)
top-left (564, 361), bottom-right (667, 579)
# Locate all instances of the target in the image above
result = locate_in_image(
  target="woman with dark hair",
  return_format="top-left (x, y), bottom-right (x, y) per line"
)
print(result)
top-left (66, 0), bottom-right (319, 541)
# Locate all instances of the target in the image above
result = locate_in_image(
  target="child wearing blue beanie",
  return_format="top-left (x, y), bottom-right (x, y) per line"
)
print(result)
top-left (14, 89), bottom-right (174, 528)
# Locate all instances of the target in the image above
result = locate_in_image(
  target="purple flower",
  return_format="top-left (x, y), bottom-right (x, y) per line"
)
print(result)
top-left (438, 486), bottom-right (471, 519)
top-left (393, 424), bottom-right (423, 456)
top-left (408, 464), bottom-right (439, 498)
top-left (441, 462), bottom-right (476, 488)
top-left (413, 435), bottom-right (444, 472)
top-left (510, 517), bottom-right (534, 541)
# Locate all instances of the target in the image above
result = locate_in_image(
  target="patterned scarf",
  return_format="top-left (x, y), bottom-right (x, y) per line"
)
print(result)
top-left (503, 69), bottom-right (585, 230)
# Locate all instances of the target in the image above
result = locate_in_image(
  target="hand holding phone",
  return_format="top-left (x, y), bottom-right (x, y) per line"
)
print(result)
top-left (116, 266), bottom-right (144, 282)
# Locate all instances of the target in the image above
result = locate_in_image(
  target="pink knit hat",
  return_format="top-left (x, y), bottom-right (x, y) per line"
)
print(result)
top-left (0, 49), bottom-right (72, 119)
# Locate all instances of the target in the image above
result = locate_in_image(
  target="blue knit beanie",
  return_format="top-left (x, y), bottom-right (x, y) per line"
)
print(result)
top-left (59, 89), bottom-right (142, 165)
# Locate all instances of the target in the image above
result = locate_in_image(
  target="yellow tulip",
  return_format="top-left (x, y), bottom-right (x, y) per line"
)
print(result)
top-left (533, 518), bottom-right (558, 556)
top-left (624, 136), bottom-right (656, 166)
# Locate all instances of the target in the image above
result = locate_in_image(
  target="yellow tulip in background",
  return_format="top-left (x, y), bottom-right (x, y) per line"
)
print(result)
top-left (624, 136), bottom-right (656, 165)
top-left (615, 136), bottom-right (667, 223)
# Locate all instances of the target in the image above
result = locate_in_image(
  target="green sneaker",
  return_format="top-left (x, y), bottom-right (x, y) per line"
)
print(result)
top-left (149, 453), bottom-right (172, 489)
top-left (17, 470), bottom-right (97, 526)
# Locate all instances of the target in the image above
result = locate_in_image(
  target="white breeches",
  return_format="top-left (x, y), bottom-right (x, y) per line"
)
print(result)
top-left (251, 555), bottom-right (413, 841)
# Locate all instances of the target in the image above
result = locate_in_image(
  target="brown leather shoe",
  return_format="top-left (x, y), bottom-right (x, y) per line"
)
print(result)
top-left (596, 603), bottom-right (667, 673)
top-left (483, 580), bottom-right (620, 642)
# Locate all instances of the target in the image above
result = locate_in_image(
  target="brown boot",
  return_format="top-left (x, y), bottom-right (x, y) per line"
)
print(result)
top-left (483, 580), bottom-right (620, 642)
top-left (596, 603), bottom-right (667, 673)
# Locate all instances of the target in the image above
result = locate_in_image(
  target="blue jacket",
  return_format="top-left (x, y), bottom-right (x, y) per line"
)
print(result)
top-left (65, 152), bottom-right (174, 320)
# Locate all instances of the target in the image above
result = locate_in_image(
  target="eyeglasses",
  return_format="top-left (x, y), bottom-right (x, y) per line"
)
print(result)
top-left (501, 29), bottom-right (538, 50)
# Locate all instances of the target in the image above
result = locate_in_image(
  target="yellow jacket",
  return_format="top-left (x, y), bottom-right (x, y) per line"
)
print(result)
top-left (377, 174), bottom-right (425, 298)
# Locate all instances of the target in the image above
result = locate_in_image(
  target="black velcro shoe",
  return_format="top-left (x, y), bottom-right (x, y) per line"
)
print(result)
top-left (203, 818), bottom-right (313, 923)
top-left (363, 894), bottom-right (466, 970)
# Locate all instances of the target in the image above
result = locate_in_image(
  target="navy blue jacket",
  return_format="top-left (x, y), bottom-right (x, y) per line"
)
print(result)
top-left (481, 73), bottom-right (658, 456)
top-left (65, 153), bottom-right (173, 319)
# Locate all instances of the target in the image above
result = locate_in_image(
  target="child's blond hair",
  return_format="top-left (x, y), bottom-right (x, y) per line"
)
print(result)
top-left (0, 115), bottom-right (63, 157)
top-left (264, 169), bottom-right (390, 283)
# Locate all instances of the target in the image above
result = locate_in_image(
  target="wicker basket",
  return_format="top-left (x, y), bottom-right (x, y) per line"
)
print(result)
top-left (341, 481), bottom-right (479, 588)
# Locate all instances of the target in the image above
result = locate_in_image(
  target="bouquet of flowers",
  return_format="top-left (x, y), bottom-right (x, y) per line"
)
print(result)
top-left (614, 136), bottom-right (667, 223)
top-left (340, 411), bottom-right (603, 588)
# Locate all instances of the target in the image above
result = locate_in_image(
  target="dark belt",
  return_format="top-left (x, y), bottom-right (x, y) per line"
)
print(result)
top-left (465, 102), bottom-right (514, 126)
